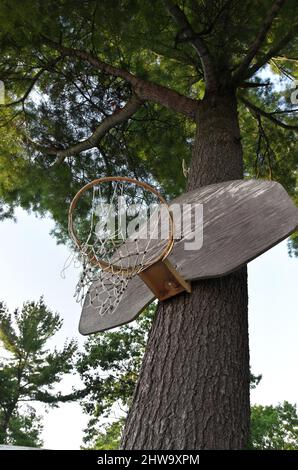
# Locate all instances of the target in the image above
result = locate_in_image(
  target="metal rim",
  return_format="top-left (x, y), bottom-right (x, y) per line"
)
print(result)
top-left (68, 176), bottom-right (174, 276)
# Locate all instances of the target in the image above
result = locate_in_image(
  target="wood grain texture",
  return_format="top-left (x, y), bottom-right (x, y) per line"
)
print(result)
top-left (139, 259), bottom-right (191, 301)
top-left (79, 179), bottom-right (298, 335)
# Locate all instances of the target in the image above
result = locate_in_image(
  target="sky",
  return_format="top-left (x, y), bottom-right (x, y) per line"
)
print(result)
top-left (0, 208), bottom-right (297, 449)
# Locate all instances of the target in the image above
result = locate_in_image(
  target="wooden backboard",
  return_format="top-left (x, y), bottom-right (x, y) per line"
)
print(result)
top-left (79, 179), bottom-right (298, 335)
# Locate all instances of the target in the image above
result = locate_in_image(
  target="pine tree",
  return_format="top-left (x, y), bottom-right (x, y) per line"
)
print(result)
top-left (0, 299), bottom-right (77, 446)
top-left (0, 0), bottom-right (297, 448)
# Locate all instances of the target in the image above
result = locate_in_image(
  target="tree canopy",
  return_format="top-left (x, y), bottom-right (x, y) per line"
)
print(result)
top-left (250, 401), bottom-right (298, 449)
top-left (77, 303), bottom-right (298, 450)
top-left (0, 298), bottom-right (77, 446)
top-left (0, 0), bottom-right (297, 449)
top-left (0, 0), bottom-right (296, 247)
top-left (77, 305), bottom-right (154, 447)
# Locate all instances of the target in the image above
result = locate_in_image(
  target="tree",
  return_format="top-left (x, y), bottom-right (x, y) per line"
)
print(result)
top-left (0, 0), bottom-right (297, 448)
top-left (77, 306), bottom-right (154, 448)
top-left (84, 419), bottom-right (125, 450)
top-left (83, 403), bottom-right (298, 450)
top-left (0, 408), bottom-right (43, 448)
top-left (0, 299), bottom-right (77, 446)
top-left (78, 314), bottom-right (298, 450)
top-left (250, 402), bottom-right (298, 449)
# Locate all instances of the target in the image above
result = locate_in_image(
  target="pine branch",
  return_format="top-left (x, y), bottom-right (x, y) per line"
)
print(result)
top-left (31, 94), bottom-right (143, 165)
top-left (2, 69), bottom-right (44, 107)
top-left (243, 29), bottom-right (297, 80)
top-left (240, 95), bottom-right (298, 131)
top-left (239, 81), bottom-right (270, 89)
top-left (42, 37), bottom-right (199, 119)
top-left (233, 0), bottom-right (287, 82)
top-left (270, 108), bottom-right (298, 114)
top-left (274, 55), bottom-right (298, 63)
top-left (163, 0), bottom-right (217, 92)
top-left (1, 57), bottom-right (63, 107)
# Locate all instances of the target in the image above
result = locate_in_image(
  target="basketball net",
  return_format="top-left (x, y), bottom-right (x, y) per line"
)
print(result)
top-left (67, 177), bottom-right (174, 317)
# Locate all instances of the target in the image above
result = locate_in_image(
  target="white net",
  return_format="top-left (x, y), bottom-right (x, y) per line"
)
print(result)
top-left (67, 178), bottom-right (173, 317)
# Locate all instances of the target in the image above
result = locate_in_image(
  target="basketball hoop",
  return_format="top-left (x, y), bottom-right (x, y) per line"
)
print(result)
top-left (68, 176), bottom-right (189, 317)
top-left (68, 176), bottom-right (174, 274)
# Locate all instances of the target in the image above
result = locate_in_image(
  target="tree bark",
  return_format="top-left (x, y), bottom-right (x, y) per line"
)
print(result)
top-left (121, 90), bottom-right (250, 449)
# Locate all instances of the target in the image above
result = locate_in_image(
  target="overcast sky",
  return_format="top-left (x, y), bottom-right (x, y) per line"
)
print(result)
top-left (0, 208), bottom-right (297, 449)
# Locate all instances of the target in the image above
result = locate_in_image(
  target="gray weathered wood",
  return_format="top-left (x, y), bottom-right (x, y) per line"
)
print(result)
top-left (79, 179), bottom-right (298, 334)
top-left (80, 275), bottom-right (154, 334)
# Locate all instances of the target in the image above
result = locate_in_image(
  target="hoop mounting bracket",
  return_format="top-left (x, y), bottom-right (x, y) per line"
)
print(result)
top-left (138, 259), bottom-right (191, 301)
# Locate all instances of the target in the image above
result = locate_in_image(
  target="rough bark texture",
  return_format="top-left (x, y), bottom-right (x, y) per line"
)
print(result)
top-left (187, 92), bottom-right (243, 188)
top-left (121, 91), bottom-right (250, 449)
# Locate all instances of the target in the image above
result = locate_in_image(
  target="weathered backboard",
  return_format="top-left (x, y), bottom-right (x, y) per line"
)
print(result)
top-left (79, 179), bottom-right (298, 335)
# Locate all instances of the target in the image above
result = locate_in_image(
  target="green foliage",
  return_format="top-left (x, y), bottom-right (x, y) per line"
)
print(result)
top-left (0, 0), bottom-right (296, 448)
top-left (3, 408), bottom-right (43, 448)
top-left (0, 298), bottom-right (77, 446)
top-left (239, 90), bottom-right (298, 202)
top-left (78, 309), bottom-right (298, 450)
top-left (83, 401), bottom-right (298, 450)
top-left (84, 418), bottom-right (125, 450)
top-left (250, 373), bottom-right (262, 390)
top-left (250, 402), bottom-right (298, 450)
top-left (288, 232), bottom-right (298, 257)
top-left (77, 304), bottom-right (154, 447)
top-left (0, 0), bottom-right (296, 246)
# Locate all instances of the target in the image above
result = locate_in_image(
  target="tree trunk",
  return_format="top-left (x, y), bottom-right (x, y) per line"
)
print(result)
top-left (121, 90), bottom-right (250, 449)
top-left (0, 407), bottom-right (14, 444)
